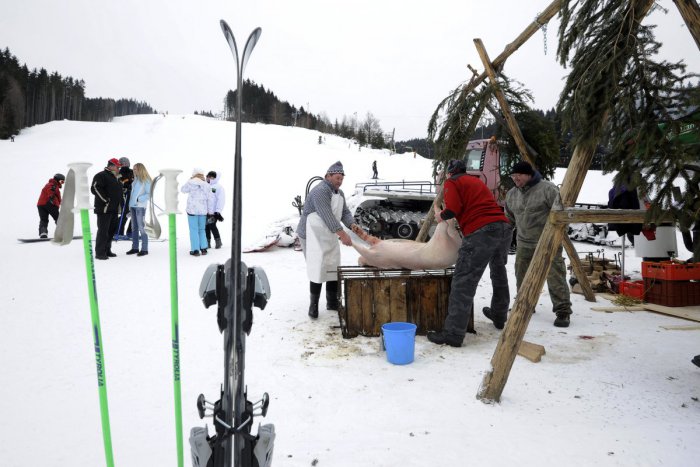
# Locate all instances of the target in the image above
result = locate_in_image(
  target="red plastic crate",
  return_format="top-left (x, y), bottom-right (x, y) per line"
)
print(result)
top-left (643, 278), bottom-right (700, 307)
top-left (618, 280), bottom-right (644, 300)
top-left (642, 261), bottom-right (700, 281)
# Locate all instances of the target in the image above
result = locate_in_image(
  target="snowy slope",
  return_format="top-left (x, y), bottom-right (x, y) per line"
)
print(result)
top-left (0, 115), bottom-right (698, 467)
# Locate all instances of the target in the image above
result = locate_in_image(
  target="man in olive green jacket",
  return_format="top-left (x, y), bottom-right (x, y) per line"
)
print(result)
top-left (505, 161), bottom-right (573, 327)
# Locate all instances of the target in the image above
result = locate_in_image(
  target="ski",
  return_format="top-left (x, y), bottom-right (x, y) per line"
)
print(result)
top-left (18, 235), bottom-right (83, 243)
top-left (189, 21), bottom-right (274, 467)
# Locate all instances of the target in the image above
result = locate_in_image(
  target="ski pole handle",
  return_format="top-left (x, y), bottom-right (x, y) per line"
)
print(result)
top-left (68, 162), bottom-right (93, 211)
top-left (160, 169), bottom-right (183, 214)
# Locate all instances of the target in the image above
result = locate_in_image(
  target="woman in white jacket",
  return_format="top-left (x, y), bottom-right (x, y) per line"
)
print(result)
top-left (181, 168), bottom-right (214, 256)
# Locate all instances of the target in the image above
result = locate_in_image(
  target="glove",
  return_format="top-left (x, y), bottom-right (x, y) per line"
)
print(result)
top-left (215, 212), bottom-right (224, 222)
top-left (206, 215), bottom-right (216, 225)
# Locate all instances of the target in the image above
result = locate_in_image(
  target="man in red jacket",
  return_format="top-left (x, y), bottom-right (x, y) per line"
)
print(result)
top-left (427, 159), bottom-right (513, 347)
top-left (36, 173), bottom-right (65, 238)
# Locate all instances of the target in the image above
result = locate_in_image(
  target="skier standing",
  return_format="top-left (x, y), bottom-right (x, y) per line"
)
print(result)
top-left (181, 168), bottom-right (214, 256)
top-left (36, 173), bottom-right (65, 238)
top-left (205, 170), bottom-right (226, 249)
top-left (372, 160), bottom-right (378, 179)
top-left (117, 157), bottom-right (134, 237)
top-left (91, 158), bottom-right (123, 260)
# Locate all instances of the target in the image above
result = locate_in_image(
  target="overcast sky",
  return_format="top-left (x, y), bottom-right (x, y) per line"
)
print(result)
top-left (1, 0), bottom-right (697, 141)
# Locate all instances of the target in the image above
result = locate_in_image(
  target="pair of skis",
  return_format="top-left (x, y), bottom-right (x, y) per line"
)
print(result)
top-left (189, 21), bottom-right (274, 467)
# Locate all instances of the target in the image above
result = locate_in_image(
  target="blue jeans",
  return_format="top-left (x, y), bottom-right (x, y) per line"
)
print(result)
top-left (130, 207), bottom-right (148, 252)
top-left (187, 214), bottom-right (208, 252)
top-left (444, 221), bottom-right (513, 337)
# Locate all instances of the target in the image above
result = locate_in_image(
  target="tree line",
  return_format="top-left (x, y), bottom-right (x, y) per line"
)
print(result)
top-left (221, 80), bottom-right (392, 150)
top-left (395, 107), bottom-right (610, 170)
top-left (0, 47), bottom-right (155, 139)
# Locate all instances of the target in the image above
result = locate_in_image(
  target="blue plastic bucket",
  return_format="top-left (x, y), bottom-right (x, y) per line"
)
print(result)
top-left (381, 322), bottom-right (417, 365)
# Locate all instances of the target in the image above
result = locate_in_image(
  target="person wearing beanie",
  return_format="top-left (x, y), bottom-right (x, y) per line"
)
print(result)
top-left (91, 158), bottom-right (124, 259)
top-left (427, 159), bottom-right (513, 347)
top-left (36, 173), bottom-right (65, 238)
top-left (506, 160), bottom-right (573, 327)
top-left (205, 170), bottom-right (226, 249)
top-left (296, 161), bottom-right (358, 319)
top-left (116, 156), bottom-right (134, 237)
top-left (181, 168), bottom-right (214, 256)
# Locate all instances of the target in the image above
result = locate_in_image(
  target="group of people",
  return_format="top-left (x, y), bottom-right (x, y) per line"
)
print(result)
top-left (428, 159), bottom-right (573, 346)
top-left (36, 160), bottom-right (226, 259)
top-left (90, 158), bottom-right (151, 259)
top-left (180, 168), bottom-right (226, 256)
top-left (297, 159), bottom-right (573, 349)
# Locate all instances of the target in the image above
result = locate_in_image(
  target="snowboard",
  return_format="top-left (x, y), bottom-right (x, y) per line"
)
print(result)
top-left (18, 236), bottom-right (83, 243)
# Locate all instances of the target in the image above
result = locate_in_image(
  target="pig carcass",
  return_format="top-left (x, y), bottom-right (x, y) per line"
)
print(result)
top-left (351, 220), bottom-right (461, 269)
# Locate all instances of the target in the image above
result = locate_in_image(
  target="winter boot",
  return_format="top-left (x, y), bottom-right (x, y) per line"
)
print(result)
top-left (215, 237), bottom-right (223, 249)
top-left (326, 281), bottom-right (339, 310)
top-left (554, 311), bottom-right (571, 328)
top-left (308, 294), bottom-right (320, 319)
top-left (482, 307), bottom-right (506, 330)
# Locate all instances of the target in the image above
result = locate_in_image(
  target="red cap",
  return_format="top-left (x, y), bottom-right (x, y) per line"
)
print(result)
top-left (108, 158), bottom-right (121, 167)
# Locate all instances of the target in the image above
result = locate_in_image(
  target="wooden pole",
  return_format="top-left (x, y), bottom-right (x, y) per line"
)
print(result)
top-left (474, 39), bottom-right (534, 164)
top-left (459, 0), bottom-right (562, 99)
top-left (562, 235), bottom-right (596, 302)
top-left (477, 145), bottom-right (591, 403)
top-left (673, 0), bottom-right (700, 51)
top-left (478, 0), bottom-right (656, 403)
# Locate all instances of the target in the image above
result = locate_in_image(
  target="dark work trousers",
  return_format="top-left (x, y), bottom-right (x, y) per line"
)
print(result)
top-left (515, 244), bottom-right (572, 314)
top-left (37, 204), bottom-right (59, 236)
top-left (95, 212), bottom-right (119, 257)
top-left (205, 217), bottom-right (221, 245)
top-left (444, 221), bottom-right (513, 338)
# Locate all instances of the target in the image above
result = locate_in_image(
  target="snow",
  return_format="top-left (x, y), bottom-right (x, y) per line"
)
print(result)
top-left (1, 114), bottom-right (698, 467)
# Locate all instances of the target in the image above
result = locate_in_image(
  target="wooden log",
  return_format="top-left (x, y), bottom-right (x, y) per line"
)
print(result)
top-left (478, 221), bottom-right (568, 403)
top-left (549, 208), bottom-right (672, 224)
top-left (517, 340), bottom-right (546, 363)
top-left (374, 278), bottom-right (392, 333)
top-left (360, 280), bottom-right (375, 335)
top-left (562, 236), bottom-right (596, 302)
top-left (344, 280), bottom-right (363, 338)
top-left (673, 0), bottom-right (700, 51)
top-left (474, 39), bottom-right (533, 164)
top-left (390, 277), bottom-right (408, 323)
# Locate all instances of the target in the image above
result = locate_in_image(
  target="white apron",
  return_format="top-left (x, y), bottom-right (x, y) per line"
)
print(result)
top-left (305, 193), bottom-right (344, 283)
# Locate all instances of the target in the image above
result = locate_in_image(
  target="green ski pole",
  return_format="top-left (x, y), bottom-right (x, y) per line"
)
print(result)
top-left (161, 168), bottom-right (184, 467)
top-left (70, 162), bottom-right (115, 467)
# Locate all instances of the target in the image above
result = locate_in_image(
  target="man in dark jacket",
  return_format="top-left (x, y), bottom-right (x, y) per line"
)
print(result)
top-left (91, 158), bottom-right (123, 260)
top-left (117, 156), bottom-right (134, 237)
top-left (427, 159), bottom-right (513, 347)
top-left (36, 173), bottom-right (65, 238)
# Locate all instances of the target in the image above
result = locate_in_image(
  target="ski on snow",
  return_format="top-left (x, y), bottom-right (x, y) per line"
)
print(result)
top-left (189, 21), bottom-right (274, 467)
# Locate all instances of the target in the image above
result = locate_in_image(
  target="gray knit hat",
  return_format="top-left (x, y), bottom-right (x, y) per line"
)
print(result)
top-left (326, 161), bottom-right (344, 175)
top-left (118, 157), bottom-right (131, 168)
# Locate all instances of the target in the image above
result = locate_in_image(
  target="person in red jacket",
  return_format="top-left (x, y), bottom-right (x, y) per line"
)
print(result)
top-left (427, 159), bottom-right (513, 347)
top-left (36, 173), bottom-right (65, 238)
